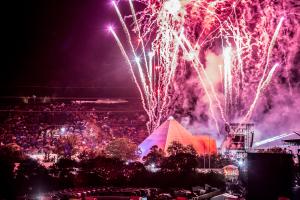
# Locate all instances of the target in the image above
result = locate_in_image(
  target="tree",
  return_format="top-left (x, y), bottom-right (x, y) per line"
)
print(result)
top-left (79, 156), bottom-right (125, 186)
top-left (167, 141), bottom-right (197, 156)
top-left (185, 144), bottom-right (197, 155)
top-left (50, 158), bottom-right (78, 189)
top-left (161, 153), bottom-right (198, 173)
top-left (0, 144), bottom-right (24, 199)
top-left (123, 161), bottom-right (147, 183)
top-left (167, 141), bottom-right (186, 156)
top-left (15, 158), bottom-right (54, 195)
top-left (143, 145), bottom-right (164, 165)
top-left (54, 135), bottom-right (78, 159)
top-left (142, 145), bottom-right (165, 167)
top-left (105, 138), bottom-right (140, 161)
top-left (78, 149), bottom-right (105, 161)
top-left (0, 143), bottom-right (23, 161)
top-left (162, 142), bottom-right (199, 173)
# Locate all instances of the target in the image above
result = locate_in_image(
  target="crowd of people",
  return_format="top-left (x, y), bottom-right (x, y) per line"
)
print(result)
top-left (0, 101), bottom-right (148, 161)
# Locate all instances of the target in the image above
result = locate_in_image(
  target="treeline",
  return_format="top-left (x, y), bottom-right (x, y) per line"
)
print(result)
top-left (0, 141), bottom-right (231, 199)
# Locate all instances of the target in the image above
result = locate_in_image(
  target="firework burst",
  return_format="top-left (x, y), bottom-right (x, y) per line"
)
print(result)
top-left (110, 0), bottom-right (299, 134)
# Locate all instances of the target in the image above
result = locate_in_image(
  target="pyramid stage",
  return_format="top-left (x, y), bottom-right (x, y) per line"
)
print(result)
top-left (139, 117), bottom-right (217, 157)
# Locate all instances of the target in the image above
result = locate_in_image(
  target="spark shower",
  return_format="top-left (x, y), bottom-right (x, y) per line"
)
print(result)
top-left (110, 0), bottom-right (300, 136)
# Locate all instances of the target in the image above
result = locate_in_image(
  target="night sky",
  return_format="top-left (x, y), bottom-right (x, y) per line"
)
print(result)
top-left (1, 0), bottom-right (138, 98)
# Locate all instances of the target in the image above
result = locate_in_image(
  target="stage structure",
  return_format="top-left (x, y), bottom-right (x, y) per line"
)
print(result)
top-left (222, 123), bottom-right (254, 160)
top-left (226, 123), bottom-right (254, 151)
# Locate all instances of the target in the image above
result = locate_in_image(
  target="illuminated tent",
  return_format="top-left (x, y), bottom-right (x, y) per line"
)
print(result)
top-left (139, 117), bottom-right (217, 157)
top-left (193, 135), bottom-right (217, 155)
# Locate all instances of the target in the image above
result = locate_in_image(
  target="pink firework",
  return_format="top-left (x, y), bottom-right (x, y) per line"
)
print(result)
top-left (110, 0), bottom-right (300, 135)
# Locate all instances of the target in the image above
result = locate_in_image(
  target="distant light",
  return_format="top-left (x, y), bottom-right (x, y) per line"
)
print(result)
top-left (238, 160), bottom-right (244, 167)
top-left (36, 195), bottom-right (43, 200)
top-left (135, 56), bottom-right (141, 63)
top-left (148, 163), bottom-right (159, 172)
top-left (60, 127), bottom-right (66, 134)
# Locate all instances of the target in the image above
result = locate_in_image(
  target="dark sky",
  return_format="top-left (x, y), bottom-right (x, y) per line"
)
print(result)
top-left (1, 0), bottom-right (138, 98)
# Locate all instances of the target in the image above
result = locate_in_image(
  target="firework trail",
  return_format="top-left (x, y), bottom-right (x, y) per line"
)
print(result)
top-left (110, 28), bottom-right (149, 115)
top-left (110, 0), bottom-right (299, 134)
top-left (223, 46), bottom-right (232, 116)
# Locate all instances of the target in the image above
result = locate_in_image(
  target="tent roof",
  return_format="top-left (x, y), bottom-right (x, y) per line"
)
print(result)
top-left (139, 118), bottom-right (217, 157)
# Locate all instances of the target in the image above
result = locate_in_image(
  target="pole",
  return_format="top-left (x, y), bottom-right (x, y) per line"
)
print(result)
top-left (209, 136), bottom-right (211, 169)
